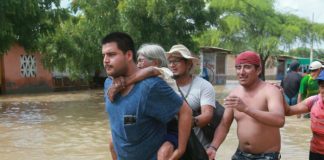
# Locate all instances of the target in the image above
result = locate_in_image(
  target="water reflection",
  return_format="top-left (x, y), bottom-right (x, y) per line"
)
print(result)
top-left (0, 83), bottom-right (312, 160)
top-left (0, 90), bottom-right (110, 160)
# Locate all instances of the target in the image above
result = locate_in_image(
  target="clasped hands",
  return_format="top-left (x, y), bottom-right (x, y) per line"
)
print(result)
top-left (108, 77), bottom-right (126, 102)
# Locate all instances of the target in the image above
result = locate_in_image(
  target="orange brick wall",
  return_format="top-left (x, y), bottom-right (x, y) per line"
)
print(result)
top-left (2, 44), bottom-right (53, 93)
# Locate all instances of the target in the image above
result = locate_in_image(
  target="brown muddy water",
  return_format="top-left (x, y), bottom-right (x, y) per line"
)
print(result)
top-left (0, 81), bottom-right (312, 160)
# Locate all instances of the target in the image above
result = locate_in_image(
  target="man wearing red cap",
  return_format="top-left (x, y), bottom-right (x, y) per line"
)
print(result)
top-left (207, 51), bottom-right (285, 160)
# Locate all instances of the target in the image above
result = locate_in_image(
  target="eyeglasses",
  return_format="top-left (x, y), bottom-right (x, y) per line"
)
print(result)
top-left (168, 58), bottom-right (186, 65)
top-left (310, 69), bottom-right (318, 72)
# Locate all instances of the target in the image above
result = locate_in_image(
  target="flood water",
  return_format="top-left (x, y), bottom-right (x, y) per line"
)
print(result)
top-left (0, 90), bottom-right (110, 160)
top-left (0, 81), bottom-right (312, 160)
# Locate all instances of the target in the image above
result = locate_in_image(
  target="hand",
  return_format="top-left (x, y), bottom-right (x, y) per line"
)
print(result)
top-left (168, 149), bottom-right (183, 160)
top-left (206, 147), bottom-right (216, 160)
top-left (107, 77), bottom-right (126, 102)
top-left (224, 95), bottom-right (247, 112)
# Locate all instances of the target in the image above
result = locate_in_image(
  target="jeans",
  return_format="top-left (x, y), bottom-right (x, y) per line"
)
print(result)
top-left (284, 94), bottom-right (298, 105)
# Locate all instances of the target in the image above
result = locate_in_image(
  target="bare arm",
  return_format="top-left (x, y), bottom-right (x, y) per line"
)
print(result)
top-left (125, 66), bottom-right (161, 86)
top-left (194, 105), bottom-right (214, 127)
top-left (206, 108), bottom-right (234, 160)
top-left (108, 66), bottom-right (161, 101)
top-left (194, 81), bottom-right (216, 127)
top-left (245, 87), bottom-right (285, 128)
top-left (285, 99), bottom-right (310, 116)
top-left (225, 86), bottom-right (285, 128)
top-left (297, 93), bottom-right (302, 103)
top-left (170, 101), bottom-right (192, 160)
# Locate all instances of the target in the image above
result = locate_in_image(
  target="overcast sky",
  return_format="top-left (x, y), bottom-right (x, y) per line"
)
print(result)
top-left (275, 0), bottom-right (324, 23)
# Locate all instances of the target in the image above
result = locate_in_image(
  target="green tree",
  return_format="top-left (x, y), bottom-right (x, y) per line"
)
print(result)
top-left (0, 0), bottom-right (69, 54)
top-left (39, 0), bottom-right (121, 78)
top-left (195, 0), bottom-right (324, 80)
top-left (283, 15), bottom-right (324, 61)
top-left (288, 47), bottom-right (324, 60)
top-left (117, 0), bottom-right (212, 49)
top-left (39, 0), bottom-right (213, 78)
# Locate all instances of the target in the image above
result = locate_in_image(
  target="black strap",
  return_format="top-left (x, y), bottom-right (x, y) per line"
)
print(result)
top-left (177, 76), bottom-right (194, 99)
top-left (176, 76), bottom-right (194, 103)
top-left (177, 76), bottom-right (199, 115)
top-left (177, 83), bottom-right (190, 105)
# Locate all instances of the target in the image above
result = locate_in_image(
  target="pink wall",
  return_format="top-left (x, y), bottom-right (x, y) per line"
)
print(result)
top-left (2, 44), bottom-right (53, 93)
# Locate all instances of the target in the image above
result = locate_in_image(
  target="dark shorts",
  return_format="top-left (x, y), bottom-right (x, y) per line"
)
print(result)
top-left (232, 149), bottom-right (280, 160)
top-left (309, 151), bottom-right (324, 160)
top-left (164, 132), bottom-right (178, 148)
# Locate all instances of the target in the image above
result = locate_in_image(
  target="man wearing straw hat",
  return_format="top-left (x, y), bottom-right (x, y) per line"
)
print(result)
top-left (166, 44), bottom-right (216, 149)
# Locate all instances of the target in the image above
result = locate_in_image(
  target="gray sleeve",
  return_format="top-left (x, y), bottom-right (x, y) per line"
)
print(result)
top-left (200, 79), bottom-right (216, 108)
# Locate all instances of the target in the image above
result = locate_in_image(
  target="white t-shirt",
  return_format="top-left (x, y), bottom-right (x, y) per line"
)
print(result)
top-left (179, 76), bottom-right (216, 147)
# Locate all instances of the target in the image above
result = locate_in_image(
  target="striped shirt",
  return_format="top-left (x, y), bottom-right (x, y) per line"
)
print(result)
top-left (306, 95), bottom-right (324, 154)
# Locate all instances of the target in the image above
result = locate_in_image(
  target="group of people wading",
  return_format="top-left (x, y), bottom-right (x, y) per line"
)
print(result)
top-left (102, 32), bottom-right (324, 160)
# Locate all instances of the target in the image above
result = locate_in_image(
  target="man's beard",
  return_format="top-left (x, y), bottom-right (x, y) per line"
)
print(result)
top-left (105, 65), bottom-right (127, 78)
top-left (172, 75), bottom-right (180, 79)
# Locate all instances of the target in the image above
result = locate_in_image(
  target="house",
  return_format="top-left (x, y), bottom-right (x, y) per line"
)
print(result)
top-left (277, 55), bottom-right (324, 80)
top-left (199, 47), bottom-right (281, 84)
top-left (199, 47), bottom-right (231, 85)
top-left (0, 44), bottom-right (104, 94)
top-left (0, 44), bottom-right (53, 94)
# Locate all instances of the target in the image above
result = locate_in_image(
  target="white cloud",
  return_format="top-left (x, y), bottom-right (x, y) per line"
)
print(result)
top-left (275, 0), bottom-right (324, 23)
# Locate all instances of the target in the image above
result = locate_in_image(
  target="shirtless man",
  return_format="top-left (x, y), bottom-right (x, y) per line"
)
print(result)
top-left (206, 51), bottom-right (285, 160)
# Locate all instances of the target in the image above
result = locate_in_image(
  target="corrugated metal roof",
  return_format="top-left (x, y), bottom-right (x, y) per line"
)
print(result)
top-left (200, 47), bottom-right (231, 54)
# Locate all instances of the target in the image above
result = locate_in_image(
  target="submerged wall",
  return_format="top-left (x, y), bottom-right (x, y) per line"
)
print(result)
top-left (2, 44), bottom-right (53, 94)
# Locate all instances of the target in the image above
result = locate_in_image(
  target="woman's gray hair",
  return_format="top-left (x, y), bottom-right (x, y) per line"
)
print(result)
top-left (137, 43), bottom-right (168, 68)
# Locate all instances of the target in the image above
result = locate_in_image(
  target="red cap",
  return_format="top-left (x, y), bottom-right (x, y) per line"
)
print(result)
top-left (235, 51), bottom-right (261, 66)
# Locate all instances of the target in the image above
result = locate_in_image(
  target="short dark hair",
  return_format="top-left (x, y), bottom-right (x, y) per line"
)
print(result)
top-left (289, 61), bottom-right (300, 71)
top-left (101, 32), bottom-right (136, 62)
top-left (318, 80), bottom-right (324, 85)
